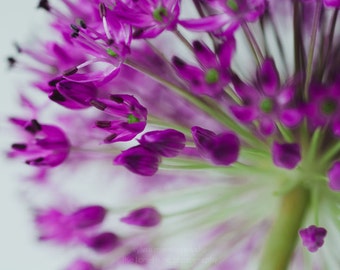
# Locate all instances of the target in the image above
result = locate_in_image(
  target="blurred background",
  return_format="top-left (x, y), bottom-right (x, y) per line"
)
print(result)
top-left (0, 1), bottom-right (65, 269)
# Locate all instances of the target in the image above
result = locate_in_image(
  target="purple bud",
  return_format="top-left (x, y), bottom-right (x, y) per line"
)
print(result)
top-left (191, 126), bottom-right (240, 166)
top-left (70, 205), bottom-right (107, 229)
top-left (120, 207), bottom-right (161, 227)
top-left (327, 161), bottom-right (340, 191)
top-left (84, 232), bottom-right (120, 253)
top-left (272, 142), bottom-right (301, 169)
top-left (66, 259), bottom-right (98, 270)
top-left (49, 80), bottom-right (97, 109)
top-left (139, 129), bottom-right (186, 157)
top-left (299, 225), bottom-right (327, 252)
top-left (114, 146), bottom-right (161, 176)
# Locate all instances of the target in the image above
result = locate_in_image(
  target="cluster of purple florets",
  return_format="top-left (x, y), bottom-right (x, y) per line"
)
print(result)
top-left (8, 0), bottom-right (340, 268)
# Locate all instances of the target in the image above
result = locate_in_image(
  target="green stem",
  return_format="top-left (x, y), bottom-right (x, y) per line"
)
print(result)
top-left (259, 186), bottom-right (310, 270)
top-left (303, 0), bottom-right (322, 100)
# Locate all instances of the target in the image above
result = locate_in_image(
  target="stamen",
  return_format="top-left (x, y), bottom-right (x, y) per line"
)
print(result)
top-left (104, 133), bottom-right (117, 143)
top-left (25, 119), bottom-right (42, 134)
top-left (48, 77), bottom-right (63, 87)
top-left (26, 157), bottom-right (45, 165)
top-left (78, 19), bottom-right (87, 29)
top-left (63, 67), bottom-right (78, 76)
top-left (49, 90), bottom-right (67, 102)
top-left (99, 3), bottom-right (106, 19)
top-left (7, 57), bottom-right (16, 68)
top-left (37, 0), bottom-right (50, 11)
top-left (96, 121), bottom-right (111, 128)
top-left (90, 100), bottom-right (107, 111)
top-left (172, 56), bottom-right (186, 68)
top-left (110, 95), bottom-right (124, 103)
top-left (11, 143), bottom-right (27, 150)
top-left (99, 3), bottom-right (113, 42)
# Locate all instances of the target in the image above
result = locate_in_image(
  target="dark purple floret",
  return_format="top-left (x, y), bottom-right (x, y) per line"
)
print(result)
top-left (9, 119), bottom-right (70, 167)
top-left (93, 95), bottom-right (147, 143)
top-left (139, 129), bottom-right (186, 157)
top-left (120, 207), bottom-right (161, 227)
top-left (84, 232), bottom-right (120, 253)
top-left (299, 225), bottom-right (327, 252)
top-left (70, 205), bottom-right (107, 229)
top-left (272, 142), bottom-right (301, 170)
top-left (114, 146), bottom-right (161, 176)
top-left (191, 126), bottom-right (240, 166)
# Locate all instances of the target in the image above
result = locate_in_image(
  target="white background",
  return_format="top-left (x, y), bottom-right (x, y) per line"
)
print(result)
top-left (0, 1), bottom-right (65, 269)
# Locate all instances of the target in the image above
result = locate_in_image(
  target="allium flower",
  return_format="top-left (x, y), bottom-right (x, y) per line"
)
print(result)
top-left (7, 0), bottom-right (340, 269)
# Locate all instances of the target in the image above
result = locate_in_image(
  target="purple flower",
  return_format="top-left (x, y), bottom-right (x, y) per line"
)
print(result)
top-left (114, 0), bottom-right (180, 38)
top-left (299, 225), bottom-right (327, 252)
top-left (191, 126), bottom-right (240, 166)
top-left (114, 146), bottom-right (161, 176)
top-left (272, 142), bottom-right (301, 170)
top-left (35, 208), bottom-right (75, 243)
top-left (172, 38), bottom-right (234, 97)
top-left (305, 82), bottom-right (340, 135)
top-left (84, 232), bottom-right (120, 253)
top-left (120, 207), bottom-right (161, 227)
top-left (139, 129), bottom-right (186, 157)
top-left (180, 0), bottom-right (266, 34)
top-left (9, 119), bottom-right (70, 167)
top-left (91, 95), bottom-right (147, 143)
top-left (230, 59), bottom-right (302, 135)
top-left (328, 161), bottom-right (340, 191)
top-left (70, 205), bottom-right (107, 229)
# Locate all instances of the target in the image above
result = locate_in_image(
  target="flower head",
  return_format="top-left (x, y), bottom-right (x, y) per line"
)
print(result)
top-left (7, 0), bottom-right (340, 269)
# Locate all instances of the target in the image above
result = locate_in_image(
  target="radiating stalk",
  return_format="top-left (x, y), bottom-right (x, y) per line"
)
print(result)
top-left (259, 186), bottom-right (310, 270)
top-left (303, 0), bottom-right (322, 100)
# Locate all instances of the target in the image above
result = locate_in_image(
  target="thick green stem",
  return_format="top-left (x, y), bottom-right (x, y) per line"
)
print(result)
top-left (259, 186), bottom-right (310, 270)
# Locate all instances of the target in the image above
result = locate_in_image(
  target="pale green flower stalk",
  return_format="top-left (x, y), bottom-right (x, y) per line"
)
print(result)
top-left (6, 0), bottom-right (340, 269)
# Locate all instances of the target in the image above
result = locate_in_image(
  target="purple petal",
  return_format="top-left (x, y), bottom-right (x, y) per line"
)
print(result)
top-left (280, 109), bottom-right (302, 127)
top-left (259, 118), bottom-right (275, 136)
top-left (258, 58), bottom-right (279, 96)
top-left (191, 126), bottom-right (216, 153)
top-left (191, 127), bottom-right (240, 166)
top-left (229, 105), bottom-right (258, 123)
top-left (299, 225), bottom-right (327, 252)
top-left (120, 207), bottom-right (161, 227)
top-left (217, 35), bottom-right (236, 68)
top-left (139, 129), bottom-right (186, 157)
top-left (49, 80), bottom-right (97, 109)
top-left (272, 142), bottom-right (301, 169)
top-left (70, 206), bottom-right (107, 229)
top-left (209, 132), bottom-right (240, 166)
top-left (324, 0), bottom-right (340, 7)
top-left (179, 14), bottom-right (231, 32)
top-left (114, 146), bottom-right (161, 176)
top-left (192, 40), bottom-right (218, 68)
top-left (328, 161), bottom-right (340, 191)
top-left (84, 232), bottom-right (120, 253)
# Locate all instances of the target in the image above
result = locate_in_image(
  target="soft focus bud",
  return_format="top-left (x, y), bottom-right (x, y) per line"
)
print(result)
top-left (70, 205), bottom-right (107, 229)
top-left (272, 142), bottom-right (301, 169)
top-left (120, 207), bottom-right (161, 227)
top-left (299, 225), bottom-right (327, 252)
